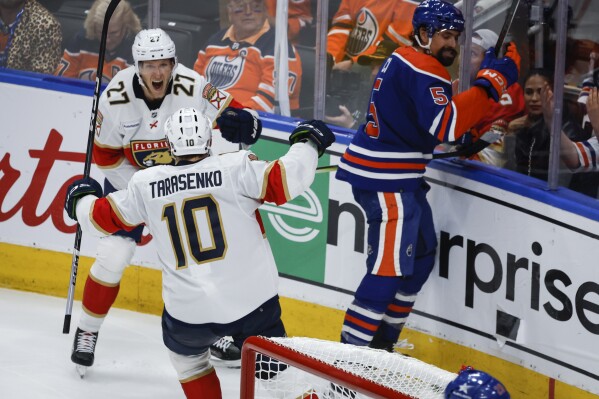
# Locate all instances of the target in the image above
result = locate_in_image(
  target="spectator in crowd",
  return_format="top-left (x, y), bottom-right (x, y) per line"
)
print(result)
top-left (326, 0), bottom-right (415, 71)
top-left (541, 68), bottom-right (599, 197)
top-left (560, 53), bottom-right (599, 196)
top-left (265, 0), bottom-right (312, 44)
top-left (0, 0), bottom-right (62, 74)
top-left (446, 29), bottom-right (525, 167)
top-left (324, 0), bottom-right (416, 129)
top-left (574, 52), bottom-right (599, 142)
top-left (55, 0), bottom-right (141, 82)
top-left (194, 0), bottom-right (302, 114)
top-left (506, 69), bottom-right (589, 188)
top-left (327, 38), bottom-right (399, 129)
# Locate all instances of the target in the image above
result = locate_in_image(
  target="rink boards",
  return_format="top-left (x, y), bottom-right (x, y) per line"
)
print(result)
top-left (1, 70), bottom-right (599, 398)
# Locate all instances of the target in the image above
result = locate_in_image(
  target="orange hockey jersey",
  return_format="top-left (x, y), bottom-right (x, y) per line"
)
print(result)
top-left (265, 0), bottom-right (313, 42)
top-left (194, 21), bottom-right (302, 113)
top-left (55, 31), bottom-right (134, 82)
top-left (327, 0), bottom-right (417, 63)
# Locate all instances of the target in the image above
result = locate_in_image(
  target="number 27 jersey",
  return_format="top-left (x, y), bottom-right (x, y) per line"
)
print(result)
top-left (93, 64), bottom-right (234, 190)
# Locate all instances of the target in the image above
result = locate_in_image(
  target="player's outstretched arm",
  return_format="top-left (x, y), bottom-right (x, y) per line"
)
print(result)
top-left (216, 107), bottom-right (262, 145)
top-left (64, 177), bottom-right (103, 221)
top-left (258, 120), bottom-right (336, 206)
top-left (473, 42), bottom-right (520, 102)
top-left (289, 119), bottom-right (336, 157)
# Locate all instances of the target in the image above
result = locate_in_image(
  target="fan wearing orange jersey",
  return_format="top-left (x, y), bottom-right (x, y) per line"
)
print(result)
top-left (265, 0), bottom-right (312, 43)
top-left (194, 0), bottom-right (302, 113)
top-left (55, 0), bottom-right (141, 83)
top-left (327, 0), bottom-right (417, 71)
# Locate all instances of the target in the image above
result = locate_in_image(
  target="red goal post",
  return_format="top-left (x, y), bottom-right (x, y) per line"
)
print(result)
top-left (240, 336), bottom-right (457, 399)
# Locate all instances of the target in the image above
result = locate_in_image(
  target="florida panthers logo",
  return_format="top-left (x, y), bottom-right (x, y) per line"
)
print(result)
top-left (142, 151), bottom-right (173, 167)
top-left (346, 8), bottom-right (378, 57)
top-left (205, 49), bottom-right (246, 89)
top-left (130, 139), bottom-right (174, 168)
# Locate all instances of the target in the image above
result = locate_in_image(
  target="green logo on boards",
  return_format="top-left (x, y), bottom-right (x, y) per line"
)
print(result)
top-left (253, 139), bottom-right (329, 284)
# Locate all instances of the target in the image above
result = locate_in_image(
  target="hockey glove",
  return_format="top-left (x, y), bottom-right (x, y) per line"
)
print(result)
top-left (473, 42), bottom-right (520, 102)
top-left (289, 119), bottom-right (336, 157)
top-left (216, 107), bottom-right (262, 145)
top-left (64, 177), bottom-right (103, 221)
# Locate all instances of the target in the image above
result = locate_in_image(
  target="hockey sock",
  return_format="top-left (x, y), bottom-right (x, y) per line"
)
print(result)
top-left (341, 273), bottom-right (404, 346)
top-left (379, 290), bottom-right (416, 341)
top-left (80, 275), bottom-right (120, 330)
top-left (180, 368), bottom-right (222, 399)
top-left (341, 298), bottom-right (385, 346)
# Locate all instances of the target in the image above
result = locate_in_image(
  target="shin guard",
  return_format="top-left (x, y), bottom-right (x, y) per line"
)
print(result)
top-left (180, 368), bottom-right (222, 399)
top-left (81, 276), bottom-right (120, 317)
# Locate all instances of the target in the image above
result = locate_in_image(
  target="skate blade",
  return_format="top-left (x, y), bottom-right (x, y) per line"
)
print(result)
top-left (210, 356), bottom-right (241, 369)
top-left (75, 365), bottom-right (88, 378)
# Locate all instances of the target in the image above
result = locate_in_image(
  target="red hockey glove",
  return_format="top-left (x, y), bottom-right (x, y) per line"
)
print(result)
top-left (474, 42), bottom-right (520, 102)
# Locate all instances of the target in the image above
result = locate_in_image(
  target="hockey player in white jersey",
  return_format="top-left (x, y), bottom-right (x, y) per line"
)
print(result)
top-left (71, 28), bottom-right (262, 375)
top-left (64, 107), bottom-right (335, 397)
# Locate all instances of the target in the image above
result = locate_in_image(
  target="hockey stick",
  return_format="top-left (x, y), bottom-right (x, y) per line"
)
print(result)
top-left (63, 0), bottom-right (122, 334)
top-left (433, 0), bottom-right (521, 160)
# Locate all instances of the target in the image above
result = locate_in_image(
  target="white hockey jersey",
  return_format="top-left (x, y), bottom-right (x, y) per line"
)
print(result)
top-left (93, 64), bottom-right (239, 190)
top-left (77, 142), bottom-right (318, 324)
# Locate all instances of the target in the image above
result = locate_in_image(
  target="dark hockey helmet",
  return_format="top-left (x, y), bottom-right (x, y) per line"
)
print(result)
top-left (445, 367), bottom-right (510, 399)
top-left (412, 0), bottom-right (465, 39)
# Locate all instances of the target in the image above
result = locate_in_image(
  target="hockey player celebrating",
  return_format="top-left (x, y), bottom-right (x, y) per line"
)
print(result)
top-left (335, 0), bottom-right (520, 350)
top-left (70, 28), bottom-right (262, 375)
top-left (64, 108), bottom-right (335, 398)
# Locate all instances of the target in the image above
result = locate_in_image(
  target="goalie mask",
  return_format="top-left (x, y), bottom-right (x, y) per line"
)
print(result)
top-left (445, 368), bottom-right (510, 399)
top-left (132, 28), bottom-right (177, 83)
top-left (165, 108), bottom-right (212, 156)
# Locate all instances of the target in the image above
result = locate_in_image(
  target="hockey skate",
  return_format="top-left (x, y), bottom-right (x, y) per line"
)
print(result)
top-left (71, 328), bottom-right (98, 378)
top-left (209, 336), bottom-right (241, 368)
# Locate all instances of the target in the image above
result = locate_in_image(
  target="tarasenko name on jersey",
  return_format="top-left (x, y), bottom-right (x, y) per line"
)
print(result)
top-left (149, 170), bottom-right (223, 198)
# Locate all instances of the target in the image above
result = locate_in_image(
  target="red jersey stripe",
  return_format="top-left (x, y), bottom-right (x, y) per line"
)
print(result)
top-left (90, 197), bottom-right (135, 234)
top-left (262, 161), bottom-right (290, 205)
top-left (344, 314), bottom-right (378, 331)
top-left (343, 152), bottom-right (426, 170)
top-left (378, 192), bottom-right (399, 276)
top-left (575, 142), bottom-right (590, 166)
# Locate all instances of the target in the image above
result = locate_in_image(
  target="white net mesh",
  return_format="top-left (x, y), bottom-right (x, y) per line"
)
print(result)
top-left (250, 337), bottom-right (457, 399)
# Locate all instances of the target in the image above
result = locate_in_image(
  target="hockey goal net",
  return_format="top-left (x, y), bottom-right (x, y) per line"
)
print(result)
top-left (240, 336), bottom-right (457, 399)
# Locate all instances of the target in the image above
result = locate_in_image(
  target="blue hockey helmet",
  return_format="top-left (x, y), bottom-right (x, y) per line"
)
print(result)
top-left (445, 368), bottom-right (510, 399)
top-left (412, 0), bottom-right (465, 39)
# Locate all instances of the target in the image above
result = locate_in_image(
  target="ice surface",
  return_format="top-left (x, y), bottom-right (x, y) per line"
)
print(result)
top-left (0, 288), bottom-right (241, 398)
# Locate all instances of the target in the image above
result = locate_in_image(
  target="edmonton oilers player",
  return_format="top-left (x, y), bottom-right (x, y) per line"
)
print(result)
top-left (335, 0), bottom-right (521, 351)
top-left (446, 367), bottom-right (511, 399)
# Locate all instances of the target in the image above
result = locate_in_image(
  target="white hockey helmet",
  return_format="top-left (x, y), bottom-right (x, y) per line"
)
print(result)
top-left (132, 28), bottom-right (177, 78)
top-left (165, 107), bottom-right (212, 156)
